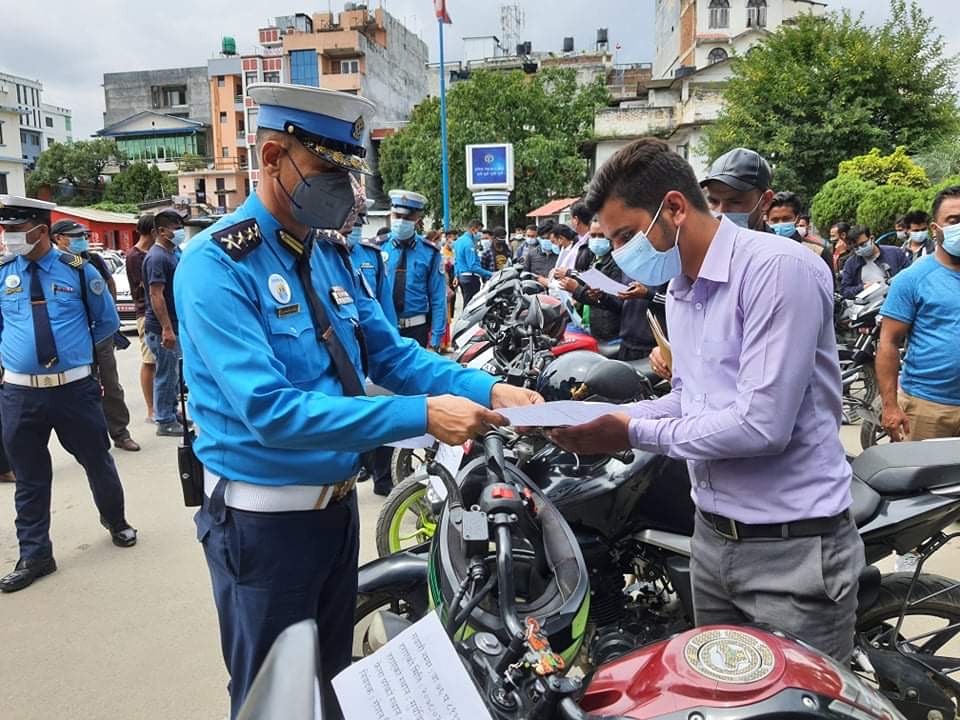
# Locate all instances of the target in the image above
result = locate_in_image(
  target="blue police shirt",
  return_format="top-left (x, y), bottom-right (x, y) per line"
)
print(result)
top-left (349, 240), bottom-right (397, 326)
top-left (0, 247), bottom-right (119, 374)
top-left (881, 254), bottom-right (960, 406)
top-left (174, 193), bottom-right (498, 487)
top-left (454, 232), bottom-right (491, 279)
top-left (381, 233), bottom-right (447, 344)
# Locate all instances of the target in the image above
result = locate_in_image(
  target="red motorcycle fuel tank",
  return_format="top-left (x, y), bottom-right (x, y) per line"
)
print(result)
top-left (551, 327), bottom-right (599, 356)
top-left (579, 625), bottom-right (898, 719)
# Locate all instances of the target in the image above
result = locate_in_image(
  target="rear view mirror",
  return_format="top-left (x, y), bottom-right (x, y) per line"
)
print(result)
top-left (525, 296), bottom-right (545, 329)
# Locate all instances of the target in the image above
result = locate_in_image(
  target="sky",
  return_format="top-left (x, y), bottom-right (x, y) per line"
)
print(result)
top-left (1, 0), bottom-right (956, 141)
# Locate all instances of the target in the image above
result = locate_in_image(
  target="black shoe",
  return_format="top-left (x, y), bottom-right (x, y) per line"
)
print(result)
top-left (0, 556), bottom-right (57, 593)
top-left (101, 519), bottom-right (138, 548)
top-left (373, 482), bottom-right (393, 497)
top-left (356, 468), bottom-right (371, 484)
top-left (156, 422), bottom-right (185, 437)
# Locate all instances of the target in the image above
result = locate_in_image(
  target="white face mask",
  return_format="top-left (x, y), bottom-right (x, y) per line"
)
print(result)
top-left (2, 226), bottom-right (42, 256)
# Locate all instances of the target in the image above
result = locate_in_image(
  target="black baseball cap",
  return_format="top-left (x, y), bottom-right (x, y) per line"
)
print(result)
top-left (50, 219), bottom-right (88, 236)
top-left (700, 147), bottom-right (772, 192)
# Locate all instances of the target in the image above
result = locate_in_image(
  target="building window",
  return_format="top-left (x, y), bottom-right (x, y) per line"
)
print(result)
top-left (0, 174), bottom-right (7, 194)
top-left (245, 71), bottom-right (258, 86)
top-left (222, 146), bottom-right (230, 158)
top-left (676, 143), bottom-right (689, 159)
top-left (48, 138), bottom-right (55, 148)
top-left (45, 116), bottom-right (54, 128)
top-left (216, 178), bottom-right (226, 192)
top-left (65, 116), bottom-right (71, 132)
top-left (263, 71), bottom-right (280, 83)
top-left (709, 0), bottom-right (730, 29)
top-left (220, 111), bottom-right (228, 123)
top-left (747, 0), bottom-right (767, 28)
top-left (339, 59), bottom-right (360, 75)
top-left (708, 47), bottom-right (729, 64)
top-left (290, 49), bottom-right (319, 87)
top-left (0, 121), bottom-right (4, 146)
top-left (217, 76), bottom-right (225, 87)
top-left (152, 85), bottom-right (188, 109)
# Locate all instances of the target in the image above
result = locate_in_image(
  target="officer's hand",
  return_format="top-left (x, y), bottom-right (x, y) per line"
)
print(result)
top-left (549, 413), bottom-right (632, 455)
top-left (490, 383), bottom-right (543, 409)
top-left (427, 395), bottom-right (506, 445)
top-left (882, 403), bottom-right (911, 442)
top-left (649, 346), bottom-right (671, 380)
top-left (161, 327), bottom-right (177, 350)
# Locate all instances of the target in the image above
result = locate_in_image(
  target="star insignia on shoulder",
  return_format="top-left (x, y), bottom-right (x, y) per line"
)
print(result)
top-left (213, 219), bottom-right (262, 261)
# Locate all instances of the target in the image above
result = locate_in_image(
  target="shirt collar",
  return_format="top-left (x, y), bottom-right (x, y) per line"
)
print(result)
top-left (242, 193), bottom-right (294, 270)
top-left (697, 215), bottom-right (738, 284)
top-left (29, 245), bottom-right (61, 272)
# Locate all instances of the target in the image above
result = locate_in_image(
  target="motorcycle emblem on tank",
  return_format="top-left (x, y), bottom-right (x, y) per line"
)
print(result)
top-left (684, 629), bottom-right (776, 684)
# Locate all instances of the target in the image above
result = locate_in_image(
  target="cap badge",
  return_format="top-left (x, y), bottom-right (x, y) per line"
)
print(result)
top-left (268, 273), bottom-right (292, 304)
top-left (351, 115), bottom-right (365, 141)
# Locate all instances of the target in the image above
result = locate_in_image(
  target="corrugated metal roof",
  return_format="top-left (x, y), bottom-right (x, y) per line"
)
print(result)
top-left (53, 206), bottom-right (139, 224)
top-left (526, 197), bottom-right (579, 217)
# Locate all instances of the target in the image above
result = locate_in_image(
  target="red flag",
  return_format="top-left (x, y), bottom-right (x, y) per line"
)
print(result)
top-left (434, 0), bottom-right (452, 24)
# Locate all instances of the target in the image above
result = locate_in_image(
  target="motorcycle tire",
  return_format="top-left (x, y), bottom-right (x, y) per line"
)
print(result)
top-left (390, 445), bottom-right (437, 485)
top-left (375, 475), bottom-right (438, 558)
top-left (859, 399), bottom-right (888, 450)
top-left (857, 572), bottom-right (960, 658)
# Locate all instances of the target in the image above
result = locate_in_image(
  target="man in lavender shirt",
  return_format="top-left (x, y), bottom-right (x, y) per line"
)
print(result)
top-left (552, 138), bottom-right (864, 661)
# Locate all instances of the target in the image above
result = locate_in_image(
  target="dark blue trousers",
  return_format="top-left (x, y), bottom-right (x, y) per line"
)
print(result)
top-left (196, 489), bottom-right (360, 719)
top-left (1, 376), bottom-right (126, 560)
top-left (0, 406), bottom-right (9, 475)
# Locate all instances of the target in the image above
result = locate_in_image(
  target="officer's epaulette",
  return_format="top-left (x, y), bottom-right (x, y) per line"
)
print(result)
top-left (421, 237), bottom-right (441, 252)
top-left (0, 254), bottom-right (17, 267)
top-left (212, 219), bottom-right (262, 261)
top-left (359, 239), bottom-right (382, 252)
top-left (315, 228), bottom-right (347, 248)
top-left (57, 251), bottom-right (86, 269)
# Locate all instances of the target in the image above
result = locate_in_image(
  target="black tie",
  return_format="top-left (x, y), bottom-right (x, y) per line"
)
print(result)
top-left (29, 262), bottom-right (59, 369)
top-left (392, 243), bottom-right (407, 315)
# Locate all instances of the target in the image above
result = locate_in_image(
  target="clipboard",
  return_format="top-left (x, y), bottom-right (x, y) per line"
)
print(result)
top-left (646, 309), bottom-right (672, 371)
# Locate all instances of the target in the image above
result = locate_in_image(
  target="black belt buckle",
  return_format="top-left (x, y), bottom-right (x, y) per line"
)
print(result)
top-left (713, 514), bottom-right (740, 541)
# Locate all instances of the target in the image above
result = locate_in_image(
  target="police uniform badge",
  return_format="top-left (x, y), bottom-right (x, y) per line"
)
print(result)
top-left (213, 219), bottom-right (262, 261)
top-left (4, 274), bottom-right (21, 294)
top-left (89, 277), bottom-right (105, 295)
top-left (330, 286), bottom-right (353, 306)
top-left (268, 273), bottom-right (292, 304)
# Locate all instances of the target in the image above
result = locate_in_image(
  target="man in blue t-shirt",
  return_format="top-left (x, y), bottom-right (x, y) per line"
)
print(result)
top-left (143, 210), bottom-right (185, 436)
top-left (878, 185), bottom-right (960, 441)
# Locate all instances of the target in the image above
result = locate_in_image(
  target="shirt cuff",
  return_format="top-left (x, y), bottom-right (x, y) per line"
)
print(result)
top-left (628, 418), bottom-right (660, 452)
top-left (382, 394), bottom-right (430, 441)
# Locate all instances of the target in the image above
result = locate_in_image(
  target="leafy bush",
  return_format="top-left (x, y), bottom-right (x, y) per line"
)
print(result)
top-left (811, 176), bottom-right (876, 231)
top-left (917, 175), bottom-right (960, 215)
top-left (838, 146), bottom-right (929, 189)
top-left (855, 184), bottom-right (925, 236)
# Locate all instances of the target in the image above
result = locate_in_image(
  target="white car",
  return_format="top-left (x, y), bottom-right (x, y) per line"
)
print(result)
top-left (112, 264), bottom-right (138, 331)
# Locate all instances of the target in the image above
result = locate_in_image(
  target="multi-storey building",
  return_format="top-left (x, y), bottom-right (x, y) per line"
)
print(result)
top-left (4, 73), bottom-right (44, 171)
top-left (595, 0), bottom-right (826, 178)
top-left (41, 103), bottom-right (73, 149)
top-left (0, 77), bottom-right (26, 195)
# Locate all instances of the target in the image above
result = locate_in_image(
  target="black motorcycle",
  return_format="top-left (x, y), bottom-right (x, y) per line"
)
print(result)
top-left (355, 438), bottom-right (960, 719)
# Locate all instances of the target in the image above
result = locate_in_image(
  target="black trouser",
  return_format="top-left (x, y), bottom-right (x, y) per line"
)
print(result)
top-left (372, 321), bottom-right (431, 491)
top-left (0, 406), bottom-right (9, 474)
top-left (618, 344), bottom-right (652, 362)
top-left (95, 337), bottom-right (132, 441)
top-left (459, 274), bottom-right (481, 307)
top-left (1, 375), bottom-right (126, 560)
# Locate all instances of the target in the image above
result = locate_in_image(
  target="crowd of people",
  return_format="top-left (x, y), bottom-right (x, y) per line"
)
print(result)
top-left (0, 79), bottom-right (959, 720)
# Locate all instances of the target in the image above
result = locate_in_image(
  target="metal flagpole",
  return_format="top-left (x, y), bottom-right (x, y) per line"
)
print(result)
top-left (438, 16), bottom-right (452, 231)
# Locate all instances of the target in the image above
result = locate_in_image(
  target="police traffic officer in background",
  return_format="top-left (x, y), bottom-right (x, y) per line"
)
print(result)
top-left (51, 220), bottom-right (140, 452)
top-left (0, 196), bottom-right (137, 594)
top-left (347, 195), bottom-right (397, 327)
top-left (381, 189), bottom-right (446, 349)
top-left (173, 84), bottom-right (540, 718)
top-left (454, 219), bottom-right (491, 305)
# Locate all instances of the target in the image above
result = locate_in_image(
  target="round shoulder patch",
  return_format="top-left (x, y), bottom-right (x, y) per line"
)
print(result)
top-left (683, 628), bottom-right (776, 684)
top-left (89, 277), bottom-right (105, 296)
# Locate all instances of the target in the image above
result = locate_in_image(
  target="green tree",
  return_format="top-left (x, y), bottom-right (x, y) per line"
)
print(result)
top-left (105, 162), bottom-right (177, 205)
top-left (915, 136), bottom-right (960, 183)
top-left (855, 185), bottom-right (924, 236)
top-left (702, 0), bottom-right (959, 200)
top-left (379, 68), bottom-right (609, 228)
top-left (810, 176), bottom-right (875, 231)
top-left (838, 147), bottom-right (929, 189)
top-left (26, 139), bottom-right (125, 204)
top-left (177, 153), bottom-right (207, 172)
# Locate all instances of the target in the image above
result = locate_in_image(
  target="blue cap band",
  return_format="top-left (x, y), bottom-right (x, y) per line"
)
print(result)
top-left (257, 104), bottom-right (365, 153)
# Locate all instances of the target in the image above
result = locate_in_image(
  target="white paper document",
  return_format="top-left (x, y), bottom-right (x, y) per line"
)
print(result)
top-left (499, 400), bottom-right (626, 427)
top-left (387, 434), bottom-right (437, 449)
top-left (578, 268), bottom-right (630, 295)
top-left (333, 610), bottom-right (491, 720)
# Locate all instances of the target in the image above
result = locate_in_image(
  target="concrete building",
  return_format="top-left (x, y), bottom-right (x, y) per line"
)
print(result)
top-left (0, 78), bottom-right (26, 195)
top-left (2, 73), bottom-right (44, 171)
top-left (176, 55), bottom-right (250, 213)
top-left (595, 0), bottom-right (827, 178)
top-left (41, 103), bottom-right (73, 149)
top-left (242, 4), bottom-right (430, 205)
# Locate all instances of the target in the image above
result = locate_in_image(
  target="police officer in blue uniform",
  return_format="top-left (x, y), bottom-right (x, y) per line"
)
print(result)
top-left (454, 219), bottom-right (491, 305)
top-left (381, 190), bottom-right (446, 349)
top-left (347, 198), bottom-right (396, 326)
top-left (0, 196), bottom-right (137, 594)
top-left (173, 83), bottom-right (541, 718)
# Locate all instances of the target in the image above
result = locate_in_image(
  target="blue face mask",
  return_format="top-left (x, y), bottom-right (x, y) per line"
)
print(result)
top-left (171, 228), bottom-right (185, 247)
top-left (480, 238), bottom-right (492, 252)
top-left (525, 235), bottom-right (538, 246)
top-left (538, 237), bottom-right (553, 253)
top-left (770, 222), bottom-right (796, 237)
top-left (391, 217), bottom-right (416, 240)
top-left (938, 223), bottom-right (960, 257)
top-left (611, 198), bottom-right (682, 285)
top-left (910, 230), bottom-right (929, 243)
top-left (588, 236), bottom-right (611, 256)
top-left (854, 240), bottom-right (875, 258)
top-left (347, 226), bottom-right (363, 248)
top-left (550, 242), bottom-right (560, 254)
top-left (68, 236), bottom-right (89, 253)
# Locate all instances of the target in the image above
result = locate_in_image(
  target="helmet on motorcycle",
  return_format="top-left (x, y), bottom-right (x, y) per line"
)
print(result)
top-left (582, 358), bottom-right (654, 402)
top-left (536, 350), bottom-right (605, 402)
top-left (524, 293), bottom-right (566, 339)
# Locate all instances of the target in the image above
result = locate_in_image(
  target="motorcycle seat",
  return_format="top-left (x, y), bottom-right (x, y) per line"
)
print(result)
top-left (852, 439), bottom-right (960, 495)
top-left (597, 339), bottom-right (621, 359)
top-left (850, 477), bottom-right (881, 526)
top-left (622, 358), bottom-right (664, 388)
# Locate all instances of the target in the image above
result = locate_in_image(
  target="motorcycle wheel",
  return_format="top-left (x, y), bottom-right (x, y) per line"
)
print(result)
top-left (375, 475), bottom-right (438, 557)
top-left (390, 445), bottom-right (437, 484)
top-left (353, 592), bottom-right (424, 661)
top-left (856, 572), bottom-right (960, 685)
top-left (859, 398), bottom-right (889, 450)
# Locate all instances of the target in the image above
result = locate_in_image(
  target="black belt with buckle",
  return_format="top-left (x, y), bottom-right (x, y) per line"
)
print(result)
top-left (700, 509), bottom-right (849, 541)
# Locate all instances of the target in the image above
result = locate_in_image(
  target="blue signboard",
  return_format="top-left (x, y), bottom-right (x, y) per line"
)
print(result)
top-left (465, 143), bottom-right (514, 191)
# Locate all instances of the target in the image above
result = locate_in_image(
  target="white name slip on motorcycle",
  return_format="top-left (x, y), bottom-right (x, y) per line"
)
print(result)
top-left (354, 437), bottom-right (960, 720)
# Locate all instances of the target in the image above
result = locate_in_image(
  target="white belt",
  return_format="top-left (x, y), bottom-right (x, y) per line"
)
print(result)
top-left (398, 314), bottom-right (428, 329)
top-left (4, 365), bottom-right (92, 388)
top-left (203, 468), bottom-right (357, 512)
top-left (459, 272), bottom-right (478, 278)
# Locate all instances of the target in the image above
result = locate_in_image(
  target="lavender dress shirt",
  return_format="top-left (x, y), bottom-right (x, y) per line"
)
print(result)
top-left (627, 216), bottom-right (851, 524)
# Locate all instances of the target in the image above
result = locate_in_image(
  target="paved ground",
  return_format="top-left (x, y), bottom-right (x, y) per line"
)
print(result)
top-left (0, 343), bottom-right (957, 719)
